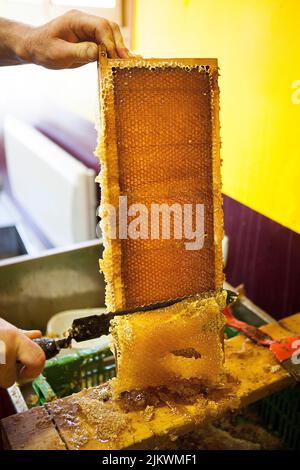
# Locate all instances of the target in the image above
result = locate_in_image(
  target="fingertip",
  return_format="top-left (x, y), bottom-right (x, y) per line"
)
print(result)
top-left (23, 330), bottom-right (42, 340)
top-left (130, 53), bottom-right (143, 59)
top-left (107, 48), bottom-right (118, 59)
top-left (117, 47), bottom-right (130, 59)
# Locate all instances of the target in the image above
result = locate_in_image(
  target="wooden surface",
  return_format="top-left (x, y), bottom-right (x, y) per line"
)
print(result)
top-left (0, 405), bottom-right (66, 450)
top-left (1, 312), bottom-right (300, 450)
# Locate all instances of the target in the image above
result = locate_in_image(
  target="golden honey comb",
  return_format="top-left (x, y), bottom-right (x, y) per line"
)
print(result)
top-left (110, 291), bottom-right (227, 395)
top-left (96, 50), bottom-right (223, 311)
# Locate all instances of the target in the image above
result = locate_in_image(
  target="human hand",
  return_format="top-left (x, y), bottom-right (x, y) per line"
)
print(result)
top-left (18, 10), bottom-right (130, 69)
top-left (0, 318), bottom-right (45, 388)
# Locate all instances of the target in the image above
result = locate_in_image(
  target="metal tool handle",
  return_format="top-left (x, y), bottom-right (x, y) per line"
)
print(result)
top-left (32, 338), bottom-right (63, 360)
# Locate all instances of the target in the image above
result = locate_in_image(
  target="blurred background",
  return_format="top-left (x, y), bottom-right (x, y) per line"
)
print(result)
top-left (0, 0), bottom-right (299, 320)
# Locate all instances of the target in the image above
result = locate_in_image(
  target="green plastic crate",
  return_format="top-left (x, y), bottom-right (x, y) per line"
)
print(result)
top-left (253, 384), bottom-right (300, 450)
top-left (32, 346), bottom-right (115, 405)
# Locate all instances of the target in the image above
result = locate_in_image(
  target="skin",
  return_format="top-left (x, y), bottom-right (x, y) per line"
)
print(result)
top-left (0, 319), bottom-right (45, 388)
top-left (0, 9), bottom-right (131, 69)
top-left (0, 11), bottom-right (130, 387)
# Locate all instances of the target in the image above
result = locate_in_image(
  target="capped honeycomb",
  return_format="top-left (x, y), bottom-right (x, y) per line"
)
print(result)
top-left (96, 51), bottom-right (223, 311)
top-left (110, 290), bottom-right (227, 395)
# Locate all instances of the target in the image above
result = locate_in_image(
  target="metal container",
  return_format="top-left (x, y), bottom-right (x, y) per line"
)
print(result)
top-left (0, 239), bottom-right (105, 331)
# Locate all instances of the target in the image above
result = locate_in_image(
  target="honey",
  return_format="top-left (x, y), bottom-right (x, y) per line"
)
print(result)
top-left (110, 291), bottom-right (226, 395)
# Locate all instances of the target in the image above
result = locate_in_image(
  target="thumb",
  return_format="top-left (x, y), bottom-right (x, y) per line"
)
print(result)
top-left (65, 41), bottom-right (98, 65)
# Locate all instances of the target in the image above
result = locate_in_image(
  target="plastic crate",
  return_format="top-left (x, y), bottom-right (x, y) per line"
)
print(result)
top-left (253, 383), bottom-right (300, 450)
top-left (32, 346), bottom-right (115, 405)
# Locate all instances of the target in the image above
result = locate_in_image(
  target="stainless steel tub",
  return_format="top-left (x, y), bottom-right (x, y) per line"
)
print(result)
top-left (0, 239), bottom-right (105, 331)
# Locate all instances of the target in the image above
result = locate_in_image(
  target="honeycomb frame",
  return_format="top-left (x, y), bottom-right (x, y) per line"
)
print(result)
top-left (96, 46), bottom-right (224, 311)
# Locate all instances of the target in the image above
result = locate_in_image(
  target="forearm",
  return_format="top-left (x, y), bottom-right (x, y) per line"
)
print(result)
top-left (0, 17), bottom-right (31, 66)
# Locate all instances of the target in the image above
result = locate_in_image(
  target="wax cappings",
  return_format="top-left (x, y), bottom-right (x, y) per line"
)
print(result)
top-left (110, 291), bottom-right (226, 396)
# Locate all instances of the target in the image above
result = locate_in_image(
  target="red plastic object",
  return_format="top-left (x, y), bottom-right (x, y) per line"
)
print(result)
top-left (224, 307), bottom-right (299, 363)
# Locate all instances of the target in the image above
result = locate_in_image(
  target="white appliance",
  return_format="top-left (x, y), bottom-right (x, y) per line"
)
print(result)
top-left (4, 116), bottom-right (96, 247)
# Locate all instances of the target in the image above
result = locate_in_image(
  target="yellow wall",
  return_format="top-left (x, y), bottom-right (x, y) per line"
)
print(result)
top-left (134, 0), bottom-right (300, 234)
